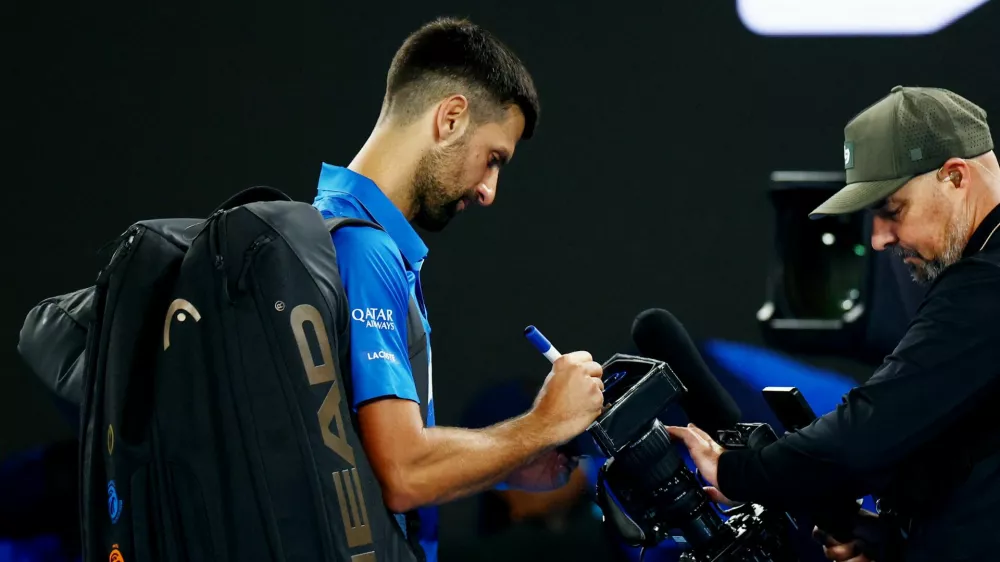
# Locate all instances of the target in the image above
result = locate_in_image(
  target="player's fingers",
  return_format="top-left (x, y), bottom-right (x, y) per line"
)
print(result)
top-left (562, 350), bottom-right (593, 364)
top-left (582, 361), bottom-right (604, 378)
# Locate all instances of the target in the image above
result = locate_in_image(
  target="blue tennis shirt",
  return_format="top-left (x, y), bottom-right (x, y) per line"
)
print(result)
top-left (312, 163), bottom-right (438, 562)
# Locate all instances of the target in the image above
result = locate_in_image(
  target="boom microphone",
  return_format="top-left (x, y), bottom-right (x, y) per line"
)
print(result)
top-left (631, 308), bottom-right (742, 435)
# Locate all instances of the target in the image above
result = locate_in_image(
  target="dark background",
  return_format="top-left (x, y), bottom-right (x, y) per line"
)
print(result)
top-left (5, 0), bottom-right (999, 559)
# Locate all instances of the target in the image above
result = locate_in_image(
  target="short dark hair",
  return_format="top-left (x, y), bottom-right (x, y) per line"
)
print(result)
top-left (382, 17), bottom-right (540, 139)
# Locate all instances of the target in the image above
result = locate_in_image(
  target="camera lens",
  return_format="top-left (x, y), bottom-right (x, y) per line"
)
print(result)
top-left (606, 421), bottom-right (732, 550)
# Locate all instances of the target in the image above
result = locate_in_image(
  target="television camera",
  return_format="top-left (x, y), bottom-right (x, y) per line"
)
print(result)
top-left (529, 309), bottom-right (874, 561)
top-left (585, 352), bottom-right (799, 562)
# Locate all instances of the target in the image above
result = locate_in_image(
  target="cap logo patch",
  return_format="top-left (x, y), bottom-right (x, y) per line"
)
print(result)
top-left (909, 147), bottom-right (923, 161)
top-left (844, 141), bottom-right (854, 169)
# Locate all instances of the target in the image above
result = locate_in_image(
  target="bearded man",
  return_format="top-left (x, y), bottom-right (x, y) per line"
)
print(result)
top-left (312, 17), bottom-right (605, 562)
top-left (667, 86), bottom-right (1000, 562)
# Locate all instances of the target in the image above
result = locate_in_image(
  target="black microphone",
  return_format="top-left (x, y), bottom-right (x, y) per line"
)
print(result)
top-left (631, 308), bottom-right (742, 435)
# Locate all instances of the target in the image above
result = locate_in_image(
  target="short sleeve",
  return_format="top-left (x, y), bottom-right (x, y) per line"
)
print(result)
top-left (331, 225), bottom-right (418, 410)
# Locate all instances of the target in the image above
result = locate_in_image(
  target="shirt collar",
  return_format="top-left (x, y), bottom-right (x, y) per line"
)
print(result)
top-left (316, 163), bottom-right (429, 268)
top-left (963, 202), bottom-right (1000, 258)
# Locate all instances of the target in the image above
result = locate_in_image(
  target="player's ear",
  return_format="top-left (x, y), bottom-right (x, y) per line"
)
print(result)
top-left (435, 95), bottom-right (471, 146)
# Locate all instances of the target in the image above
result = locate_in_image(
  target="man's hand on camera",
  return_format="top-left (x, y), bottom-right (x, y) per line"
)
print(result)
top-left (666, 423), bottom-right (727, 493)
top-left (812, 508), bottom-right (880, 562)
top-left (529, 351), bottom-right (604, 446)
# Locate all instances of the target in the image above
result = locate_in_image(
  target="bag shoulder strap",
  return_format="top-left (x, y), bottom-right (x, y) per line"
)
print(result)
top-left (324, 216), bottom-right (425, 349)
top-left (323, 212), bottom-right (425, 321)
top-left (212, 186), bottom-right (292, 214)
top-left (324, 216), bottom-right (383, 234)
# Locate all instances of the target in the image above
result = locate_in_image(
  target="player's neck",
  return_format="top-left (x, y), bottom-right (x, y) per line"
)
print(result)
top-left (348, 125), bottom-right (423, 220)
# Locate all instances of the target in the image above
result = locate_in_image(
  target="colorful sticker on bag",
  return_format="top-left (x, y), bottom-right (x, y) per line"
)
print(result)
top-left (107, 480), bottom-right (123, 524)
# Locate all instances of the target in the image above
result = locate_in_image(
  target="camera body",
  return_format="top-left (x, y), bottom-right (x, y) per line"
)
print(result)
top-left (587, 354), bottom-right (797, 561)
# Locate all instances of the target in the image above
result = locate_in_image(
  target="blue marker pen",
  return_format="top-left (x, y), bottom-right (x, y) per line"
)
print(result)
top-left (524, 325), bottom-right (561, 363)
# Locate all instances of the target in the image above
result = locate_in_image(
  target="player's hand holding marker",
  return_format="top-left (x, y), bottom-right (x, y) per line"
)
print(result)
top-left (524, 326), bottom-right (605, 446)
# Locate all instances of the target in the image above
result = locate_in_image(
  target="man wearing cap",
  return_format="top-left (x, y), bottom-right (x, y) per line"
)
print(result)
top-left (667, 86), bottom-right (1000, 561)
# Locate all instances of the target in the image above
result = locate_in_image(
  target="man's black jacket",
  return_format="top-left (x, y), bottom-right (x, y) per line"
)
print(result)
top-left (719, 204), bottom-right (1000, 561)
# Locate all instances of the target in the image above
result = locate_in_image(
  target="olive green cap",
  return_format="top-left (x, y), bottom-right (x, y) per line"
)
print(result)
top-left (809, 85), bottom-right (993, 218)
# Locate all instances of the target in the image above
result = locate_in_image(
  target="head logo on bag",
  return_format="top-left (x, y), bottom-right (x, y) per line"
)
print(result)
top-left (163, 299), bottom-right (201, 350)
top-left (290, 304), bottom-right (375, 552)
top-left (107, 480), bottom-right (123, 524)
top-left (109, 544), bottom-right (124, 562)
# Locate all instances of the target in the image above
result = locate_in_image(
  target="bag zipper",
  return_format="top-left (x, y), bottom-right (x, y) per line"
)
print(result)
top-left (97, 227), bottom-right (140, 285)
top-left (210, 212), bottom-right (230, 302)
top-left (237, 234), bottom-right (273, 293)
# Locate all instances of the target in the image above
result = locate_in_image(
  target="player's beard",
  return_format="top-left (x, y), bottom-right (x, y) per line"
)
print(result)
top-left (896, 208), bottom-right (972, 283)
top-left (412, 138), bottom-right (470, 233)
